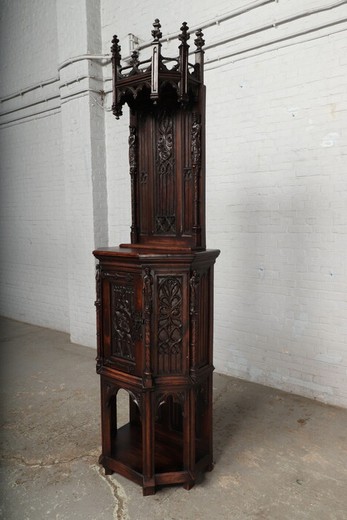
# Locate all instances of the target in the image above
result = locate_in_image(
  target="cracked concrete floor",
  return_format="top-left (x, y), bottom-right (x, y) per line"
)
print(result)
top-left (1, 317), bottom-right (347, 520)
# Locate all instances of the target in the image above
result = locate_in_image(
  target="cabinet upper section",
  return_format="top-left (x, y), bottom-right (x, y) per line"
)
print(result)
top-left (111, 19), bottom-right (205, 119)
top-left (111, 20), bottom-right (207, 251)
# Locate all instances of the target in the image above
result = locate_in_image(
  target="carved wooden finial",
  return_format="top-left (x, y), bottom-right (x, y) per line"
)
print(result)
top-left (151, 19), bottom-right (162, 41)
top-left (111, 35), bottom-right (118, 55)
top-left (194, 29), bottom-right (205, 50)
top-left (130, 49), bottom-right (140, 68)
top-left (111, 35), bottom-right (120, 57)
top-left (179, 22), bottom-right (190, 45)
top-left (130, 49), bottom-right (139, 63)
top-left (112, 104), bottom-right (123, 120)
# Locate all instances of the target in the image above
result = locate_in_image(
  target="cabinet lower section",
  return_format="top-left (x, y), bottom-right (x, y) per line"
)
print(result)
top-left (99, 374), bottom-right (214, 495)
top-left (93, 247), bottom-right (220, 494)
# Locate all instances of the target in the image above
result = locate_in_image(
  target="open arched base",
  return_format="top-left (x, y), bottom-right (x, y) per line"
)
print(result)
top-left (98, 375), bottom-right (214, 495)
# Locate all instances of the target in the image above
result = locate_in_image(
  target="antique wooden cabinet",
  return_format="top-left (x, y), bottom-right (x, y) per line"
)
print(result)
top-left (93, 19), bottom-right (220, 495)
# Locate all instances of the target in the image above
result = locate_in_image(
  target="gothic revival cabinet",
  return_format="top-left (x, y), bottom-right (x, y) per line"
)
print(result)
top-left (93, 20), bottom-right (219, 495)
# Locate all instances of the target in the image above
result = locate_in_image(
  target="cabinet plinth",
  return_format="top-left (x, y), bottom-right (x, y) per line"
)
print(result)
top-left (94, 20), bottom-right (220, 495)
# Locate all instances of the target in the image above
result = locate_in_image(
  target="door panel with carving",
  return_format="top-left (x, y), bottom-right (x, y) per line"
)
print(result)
top-left (102, 270), bottom-right (143, 375)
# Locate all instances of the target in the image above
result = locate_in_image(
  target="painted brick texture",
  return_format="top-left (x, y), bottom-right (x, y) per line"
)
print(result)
top-left (0, 0), bottom-right (69, 332)
top-left (0, 0), bottom-right (346, 407)
top-left (0, 113), bottom-right (69, 331)
top-left (205, 34), bottom-right (347, 407)
top-left (101, 0), bottom-right (347, 407)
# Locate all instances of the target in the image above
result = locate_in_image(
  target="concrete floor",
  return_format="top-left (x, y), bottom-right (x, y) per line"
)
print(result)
top-left (0, 317), bottom-right (347, 520)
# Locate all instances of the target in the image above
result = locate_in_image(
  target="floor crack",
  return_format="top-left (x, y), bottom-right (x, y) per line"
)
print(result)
top-left (94, 464), bottom-right (129, 520)
top-left (0, 451), bottom-right (97, 468)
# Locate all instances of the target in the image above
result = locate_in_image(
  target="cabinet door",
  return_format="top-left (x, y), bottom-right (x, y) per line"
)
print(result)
top-left (101, 270), bottom-right (143, 375)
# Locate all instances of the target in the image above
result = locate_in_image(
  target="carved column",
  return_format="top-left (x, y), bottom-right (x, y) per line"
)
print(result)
top-left (129, 126), bottom-right (138, 243)
top-left (189, 270), bottom-right (200, 377)
top-left (143, 267), bottom-right (153, 388)
top-left (95, 265), bottom-right (103, 372)
top-left (191, 112), bottom-right (202, 244)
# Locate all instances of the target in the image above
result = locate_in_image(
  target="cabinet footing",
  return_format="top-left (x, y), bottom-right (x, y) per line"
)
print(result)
top-left (98, 455), bottom-right (214, 495)
top-left (143, 486), bottom-right (156, 496)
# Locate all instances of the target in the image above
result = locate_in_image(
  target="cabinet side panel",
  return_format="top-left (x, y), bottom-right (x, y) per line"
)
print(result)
top-left (196, 268), bottom-right (211, 368)
top-left (156, 275), bottom-right (184, 374)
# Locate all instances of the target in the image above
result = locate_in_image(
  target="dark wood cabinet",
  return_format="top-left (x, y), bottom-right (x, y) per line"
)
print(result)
top-left (93, 19), bottom-right (220, 495)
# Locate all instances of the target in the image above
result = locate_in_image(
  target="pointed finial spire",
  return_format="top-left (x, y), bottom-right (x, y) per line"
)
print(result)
top-left (179, 22), bottom-right (190, 45)
top-left (130, 49), bottom-right (139, 67)
top-left (194, 29), bottom-right (205, 51)
top-left (151, 19), bottom-right (162, 41)
top-left (111, 35), bottom-right (120, 57)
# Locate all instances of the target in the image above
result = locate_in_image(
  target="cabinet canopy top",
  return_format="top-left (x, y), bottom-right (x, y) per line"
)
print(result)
top-left (111, 19), bottom-right (205, 119)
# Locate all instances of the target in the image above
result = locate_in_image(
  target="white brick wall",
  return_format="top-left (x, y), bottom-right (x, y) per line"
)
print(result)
top-left (101, 0), bottom-right (347, 407)
top-left (0, 113), bottom-right (69, 331)
top-left (0, 0), bottom-right (69, 332)
top-left (205, 30), bottom-right (347, 408)
top-left (1, 0), bottom-right (346, 407)
top-left (0, 0), bottom-right (107, 344)
top-left (56, 0), bottom-right (107, 347)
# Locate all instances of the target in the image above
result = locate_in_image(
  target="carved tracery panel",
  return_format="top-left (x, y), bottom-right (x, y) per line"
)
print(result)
top-left (157, 276), bottom-right (183, 373)
top-left (155, 110), bottom-right (176, 234)
top-left (111, 283), bottom-right (136, 361)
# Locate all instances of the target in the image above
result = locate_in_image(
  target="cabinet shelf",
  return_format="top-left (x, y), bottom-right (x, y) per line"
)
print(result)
top-left (112, 422), bottom-right (184, 474)
top-left (108, 421), bottom-right (209, 481)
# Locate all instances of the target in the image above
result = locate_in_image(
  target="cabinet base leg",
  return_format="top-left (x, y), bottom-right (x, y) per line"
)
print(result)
top-left (183, 480), bottom-right (195, 491)
top-left (143, 486), bottom-right (156, 496)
